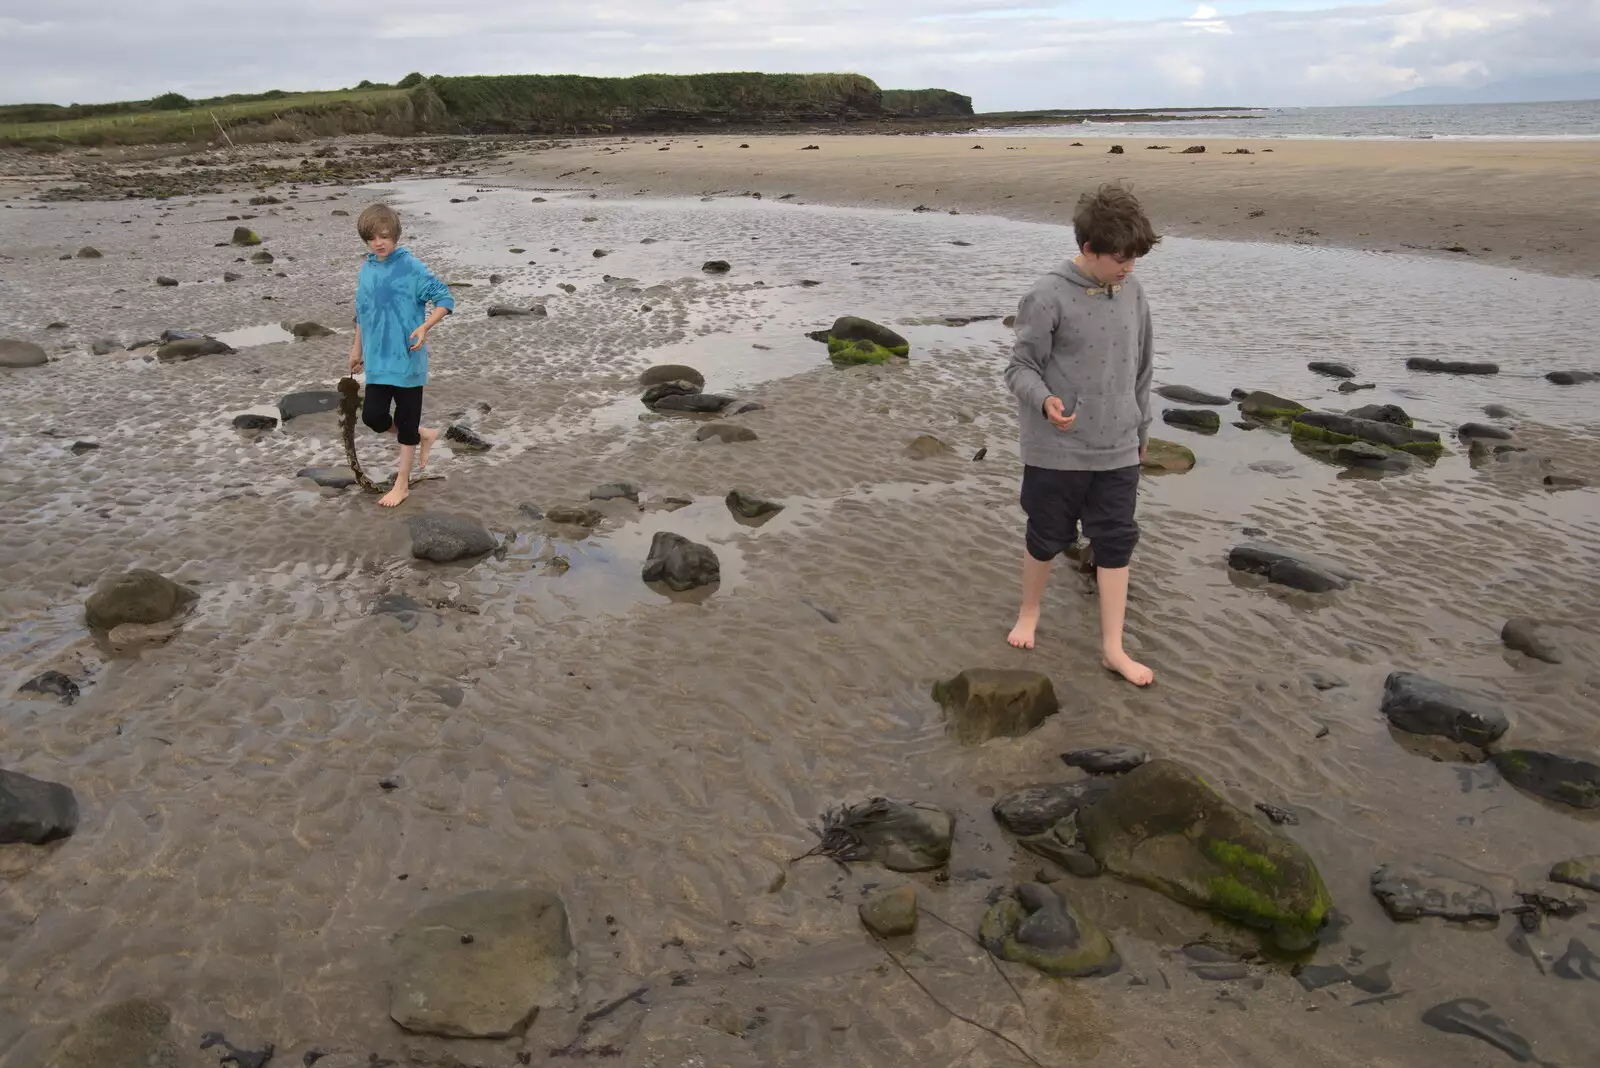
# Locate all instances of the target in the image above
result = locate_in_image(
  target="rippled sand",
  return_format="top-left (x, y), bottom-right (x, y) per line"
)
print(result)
top-left (2, 180), bottom-right (1598, 1067)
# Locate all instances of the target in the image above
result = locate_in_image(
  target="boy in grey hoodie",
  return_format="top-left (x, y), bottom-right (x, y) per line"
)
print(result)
top-left (1003, 183), bottom-right (1159, 686)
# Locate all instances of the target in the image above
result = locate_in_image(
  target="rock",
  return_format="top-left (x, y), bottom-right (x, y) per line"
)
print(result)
top-left (406, 513), bottom-right (497, 563)
top-left (1483, 403), bottom-right (1520, 418)
top-left (702, 260), bottom-right (732, 273)
top-left (1421, 998), bottom-right (1542, 1064)
top-left (251, 251), bottom-right (274, 265)
top-left (45, 321), bottom-right (67, 330)
top-left (642, 380), bottom-right (702, 406)
top-left (0, 338), bottom-right (49, 367)
top-left (18, 670), bottom-right (79, 703)
top-left (545, 505), bottom-right (603, 527)
top-left (297, 466), bottom-right (357, 489)
top-left (155, 275), bottom-right (179, 287)
top-left (1077, 759), bottom-right (1333, 950)
top-left (1155, 385), bottom-right (1230, 405)
top-left (1346, 403), bottom-right (1412, 426)
top-left (1501, 617), bottom-right (1565, 664)
top-left (640, 364), bottom-right (706, 388)
top-left (993, 781), bottom-right (1109, 837)
top-left (231, 226), bottom-right (262, 246)
top-left (70, 441), bottom-right (99, 455)
top-left (820, 798), bottom-right (954, 871)
top-left (1228, 543), bottom-right (1358, 593)
top-left (829, 337), bottom-right (905, 365)
top-left (932, 668), bottom-right (1059, 745)
top-left (1062, 746), bottom-right (1147, 774)
top-left (1545, 474), bottom-right (1587, 490)
top-left (979, 883), bottom-right (1119, 978)
top-left (859, 886), bottom-right (918, 938)
top-left (1255, 803), bottom-right (1299, 826)
top-left (43, 998), bottom-right (184, 1068)
top-left (1381, 671), bottom-right (1508, 746)
top-left (590, 482), bottom-right (639, 503)
top-left (1546, 370), bottom-right (1598, 385)
top-left (1238, 391), bottom-right (1308, 421)
top-left (698, 423), bottom-right (758, 443)
top-left (1162, 408), bottom-right (1221, 433)
top-left (160, 328), bottom-right (203, 342)
top-left (1406, 357), bottom-right (1498, 375)
top-left (1108, 144), bottom-right (1125, 154)
top-left (1549, 856), bottom-right (1600, 892)
top-left (1292, 411), bottom-right (1443, 456)
top-left (1370, 863), bottom-right (1498, 923)
top-left (907, 434), bottom-right (953, 459)
top-left (652, 392), bottom-right (734, 413)
top-left (277, 389), bottom-right (340, 421)
top-left (1018, 814), bottom-right (1103, 877)
top-left (825, 316), bottom-right (910, 355)
top-left (1338, 381), bottom-right (1376, 392)
top-left (1458, 421), bottom-right (1513, 440)
top-left (84, 569), bottom-right (196, 631)
top-left (289, 321), bottom-right (335, 338)
top-left (76, 246), bottom-right (102, 259)
top-left (90, 338), bottom-right (121, 355)
top-left (1491, 749), bottom-right (1600, 810)
top-left (0, 769), bottom-right (79, 845)
top-left (642, 531), bottom-right (720, 591)
top-left (723, 399), bottom-right (765, 416)
top-left (1140, 438), bottom-right (1196, 473)
top-left (487, 305), bottom-right (539, 317)
top-left (445, 424), bottom-right (492, 451)
top-left (1308, 361), bottom-right (1356, 378)
top-left (389, 889), bottom-right (575, 1039)
top-left (726, 488), bottom-right (783, 519)
top-left (1330, 441), bottom-right (1413, 471)
top-left (232, 413), bottom-right (276, 431)
top-left (489, 273), bottom-right (506, 284)
top-left (155, 336), bottom-right (233, 362)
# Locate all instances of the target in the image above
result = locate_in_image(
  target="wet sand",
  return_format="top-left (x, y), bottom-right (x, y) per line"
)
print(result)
top-left (494, 133), bottom-right (1600, 278)
top-left (1, 169), bottom-right (1599, 1068)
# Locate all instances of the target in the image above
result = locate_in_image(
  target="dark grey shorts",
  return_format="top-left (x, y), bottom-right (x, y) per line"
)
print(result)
top-left (1020, 464), bottom-right (1141, 568)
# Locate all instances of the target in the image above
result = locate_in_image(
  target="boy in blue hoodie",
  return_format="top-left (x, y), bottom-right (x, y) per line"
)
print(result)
top-left (1003, 183), bottom-right (1159, 686)
top-left (347, 203), bottom-right (455, 507)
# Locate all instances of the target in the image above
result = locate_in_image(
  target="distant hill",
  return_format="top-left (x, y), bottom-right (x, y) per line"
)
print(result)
top-left (1378, 72), bottom-right (1600, 106)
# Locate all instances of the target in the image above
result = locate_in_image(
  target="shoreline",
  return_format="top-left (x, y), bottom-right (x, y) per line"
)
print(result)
top-left (491, 133), bottom-right (1600, 278)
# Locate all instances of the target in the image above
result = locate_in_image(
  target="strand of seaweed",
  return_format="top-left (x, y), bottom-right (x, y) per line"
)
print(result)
top-left (337, 376), bottom-right (380, 493)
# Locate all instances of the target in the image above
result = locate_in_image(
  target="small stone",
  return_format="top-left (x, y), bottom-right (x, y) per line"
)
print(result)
top-left (1370, 863), bottom-right (1498, 923)
top-left (1062, 746), bottom-right (1147, 774)
top-left (697, 423), bottom-right (758, 443)
top-left (297, 466), bottom-right (357, 489)
top-left (233, 413), bottom-right (277, 431)
top-left (19, 670), bottom-right (79, 703)
top-left (407, 513), bottom-right (498, 563)
top-left (251, 251), bottom-right (274, 265)
top-left (642, 532), bottom-right (720, 591)
top-left (590, 482), bottom-right (640, 502)
top-left (993, 781), bottom-right (1108, 837)
top-left (1501, 616), bottom-right (1565, 664)
top-left (155, 276), bottom-right (178, 287)
top-left (907, 434), bottom-right (953, 459)
top-left (859, 886), bottom-right (918, 937)
top-left (0, 768), bottom-right (79, 844)
top-left (1549, 856), bottom-right (1600, 893)
top-left (1162, 408), bottom-right (1221, 433)
top-left (289, 321), bottom-right (335, 338)
top-left (702, 260), bottom-right (732, 273)
top-left (640, 364), bottom-right (706, 388)
top-left (278, 390), bottom-right (340, 421)
top-left (445, 424), bottom-right (492, 451)
top-left (76, 246), bottom-right (102, 259)
top-left (1308, 361), bottom-right (1356, 379)
top-left (1406, 357), bottom-right (1498, 375)
top-left (932, 668), bottom-right (1059, 745)
top-left (725, 488), bottom-right (782, 520)
top-left (223, 271), bottom-right (241, 282)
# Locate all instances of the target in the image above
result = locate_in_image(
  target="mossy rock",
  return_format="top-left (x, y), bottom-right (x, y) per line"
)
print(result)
top-left (932, 668), bottom-right (1059, 744)
top-left (1077, 759), bottom-right (1332, 950)
top-left (1141, 438), bottom-right (1195, 473)
top-left (1238, 391), bottom-right (1308, 422)
top-left (84, 569), bottom-right (197, 631)
top-left (1490, 749), bottom-right (1600, 810)
top-left (1291, 415), bottom-right (1444, 458)
top-left (231, 226), bottom-right (262, 246)
top-left (827, 336), bottom-right (904, 365)
top-left (979, 883), bottom-right (1119, 978)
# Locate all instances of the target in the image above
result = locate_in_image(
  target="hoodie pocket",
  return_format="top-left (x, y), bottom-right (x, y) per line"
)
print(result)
top-left (1071, 392), bottom-right (1140, 452)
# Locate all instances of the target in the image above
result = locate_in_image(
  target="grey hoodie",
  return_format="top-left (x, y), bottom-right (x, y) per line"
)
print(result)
top-left (1004, 259), bottom-right (1154, 471)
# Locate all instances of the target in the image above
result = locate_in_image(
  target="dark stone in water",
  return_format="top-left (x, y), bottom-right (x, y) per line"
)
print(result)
top-left (1294, 411), bottom-right (1441, 454)
top-left (1228, 543), bottom-right (1358, 593)
top-left (85, 569), bottom-right (196, 631)
top-left (1155, 385), bottom-right (1230, 405)
top-left (1491, 749), bottom-right (1600, 809)
top-left (1162, 408), bottom-right (1221, 433)
top-left (640, 364), bottom-right (706, 388)
top-left (289, 321), bottom-right (335, 338)
top-left (824, 315), bottom-right (909, 353)
top-left (1544, 474), bottom-right (1587, 490)
top-left (1308, 361), bottom-right (1356, 379)
top-left (1330, 442), bottom-right (1412, 470)
top-left (992, 781), bottom-right (1108, 837)
top-left (233, 413), bottom-right (278, 431)
top-left (19, 670), bottom-right (79, 704)
top-left (155, 275), bottom-right (179, 287)
top-left (726, 488), bottom-right (782, 519)
top-left (1337, 381), bottom-right (1376, 393)
top-left (0, 768), bottom-right (79, 844)
top-left (1420, 998), bottom-right (1539, 1063)
top-left (0, 338), bottom-right (49, 367)
top-left (1501, 617), bottom-right (1565, 664)
top-left (1550, 856), bottom-right (1600, 892)
top-left (278, 390), bottom-right (340, 421)
top-left (1458, 421), bottom-right (1513, 440)
top-left (406, 513), bottom-right (497, 563)
top-left (642, 531), bottom-right (720, 591)
top-left (1061, 746), bottom-right (1147, 774)
top-left (1255, 802), bottom-right (1299, 825)
top-left (1237, 390), bottom-right (1308, 421)
top-left (70, 441), bottom-right (99, 455)
top-left (1346, 403), bottom-right (1412, 426)
top-left (90, 338), bottom-right (121, 355)
top-left (1381, 671), bottom-right (1508, 746)
top-left (702, 260), bottom-right (732, 273)
top-left (1407, 358), bottom-right (1499, 375)
top-left (652, 392), bottom-right (734, 413)
top-left (1371, 863), bottom-right (1498, 923)
top-left (1484, 403), bottom-right (1520, 418)
top-left (641, 380), bottom-right (701, 407)
top-left (486, 305), bottom-right (539, 317)
top-left (698, 422), bottom-right (757, 443)
top-left (1545, 370), bottom-right (1598, 385)
top-left (155, 336), bottom-right (233, 362)
top-left (979, 882), bottom-right (1120, 978)
top-left (199, 1031), bottom-right (275, 1068)
top-left (445, 424), bottom-right (492, 451)
top-left (933, 669), bottom-right (1058, 744)
top-left (298, 466), bottom-right (357, 489)
top-left (591, 482), bottom-right (639, 502)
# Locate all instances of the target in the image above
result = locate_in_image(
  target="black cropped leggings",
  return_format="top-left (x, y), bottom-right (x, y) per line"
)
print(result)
top-left (361, 383), bottom-right (424, 447)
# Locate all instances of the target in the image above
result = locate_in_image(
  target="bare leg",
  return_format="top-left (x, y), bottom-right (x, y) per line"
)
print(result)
top-left (379, 443), bottom-right (416, 507)
top-left (1096, 565), bottom-right (1153, 686)
top-left (417, 426), bottom-right (438, 469)
top-left (1007, 554), bottom-right (1054, 650)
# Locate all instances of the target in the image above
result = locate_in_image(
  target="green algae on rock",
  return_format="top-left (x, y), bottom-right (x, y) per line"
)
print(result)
top-left (828, 336), bottom-right (903, 365)
top-left (1238, 391), bottom-right (1308, 422)
top-left (1076, 759), bottom-right (1332, 950)
top-left (979, 882), bottom-right (1120, 978)
top-left (1290, 411), bottom-right (1445, 457)
top-left (823, 315), bottom-right (910, 365)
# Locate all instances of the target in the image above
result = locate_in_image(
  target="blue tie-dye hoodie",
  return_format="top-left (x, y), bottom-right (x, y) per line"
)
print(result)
top-left (355, 246), bottom-right (454, 388)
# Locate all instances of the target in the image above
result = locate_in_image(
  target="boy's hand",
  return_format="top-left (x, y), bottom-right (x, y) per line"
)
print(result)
top-left (348, 352), bottom-right (363, 374)
top-left (1043, 395), bottom-right (1076, 431)
top-left (408, 325), bottom-right (428, 351)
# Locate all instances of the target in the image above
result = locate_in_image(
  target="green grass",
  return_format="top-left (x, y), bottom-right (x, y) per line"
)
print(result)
top-left (880, 89), bottom-right (973, 117)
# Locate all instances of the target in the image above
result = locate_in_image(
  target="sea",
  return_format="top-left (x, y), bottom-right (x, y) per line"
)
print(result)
top-left (973, 98), bottom-right (1600, 141)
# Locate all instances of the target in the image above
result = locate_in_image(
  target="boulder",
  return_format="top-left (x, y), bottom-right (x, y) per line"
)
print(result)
top-left (43, 998), bottom-right (184, 1068)
top-left (859, 886), bottom-right (918, 938)
top-left (1491, 750), bottom-right (1600, 810)
top-left (297, 466), bottom-right (357, 489)
top-left (818, 797), bottom-right (954, 872)
top-left (1155, 384), bottom-right (1230, 405)
top-left (1237, 391), bottom-right (1308, 421)
top-left (76, 246), bottom-right (103, 259)
top-left (1291, 411), bottom-right (1443, 456)
top-left (406, 513), bottom-right (497, 563)
top-left (0, 338), bottom-right (49, 368)
top-left (0, 769), bottom-right (79, 845)
top-left (289, 321), bottom-right (335, 338)
top-left (640, 364), bottom-right (706, 388)
top-left (84, 569), bottom-right (196, 631)
top-left (726, 489), bottom-right (783, 519)
top-left (825, 316), bottom-right (909, 355)
top-left (1140, 438), bottom-right (1195, 474)
top-left (18, 670), bottom-right (79, 704)
top-left (1162, 408), bottom-right (1221, 433)
top-left (1549, 856), bottom-right (1600, 893)
top-left (278, 390), bottom-right (340, 421)
top-left (1227, 543), bottom-right (1358, 593)
top-left (697, 423), bottom-right (758, 443)
top-left (979, 883), bottom-right (1119, 978)
top-left (1370, 863), bottom-right (1498, 923)
top-left (652, 392), bottom-right (734, 413)
top-left (932, 668), bottom-right (1059, 745)
top-left (1308, 361), bottom-right (1356, 378)
top-left (155, 337), bottom-right (233, 362)
top-left (992, 780), bottom-right (1109, 837)
top-left (445, 424), bottom-right (492, 451)
top-left (389, 889), bottom-right (575, 1038)
top-left (1458, 421), bottom-right (1513, 440)
top-left (907, 434), bottom-right (953, 459)
top-left (1407, 358), bottom-right (1498, 375)
top-left (1546, 370), bottom-right (1598, 385)
top-left (231, 226), bottom-right (262, 246)
top-left (1077, 759), bottom-right (1333, 950)
top-left (1501, 617), bottom-right (1565, 664)
top-left (1345, 403), bottom-right (1413, 427)
top-left (1380, 671), bottom-right (1508, 747)
top-left (702, 260), bottom-right (732, 273)
top-left (642, 531), bottom-right (720, 591)
top-left (1062, 746), bottom-right (1147, 774)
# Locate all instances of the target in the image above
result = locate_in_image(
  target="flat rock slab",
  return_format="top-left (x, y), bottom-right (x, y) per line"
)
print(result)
top-left (726, 489), bottom-right (782, 519)
top-left (697, 422), bottom-right (758, 443)
top-left (407, 513), bottom-right (497, 563)
top-left (0, 768), bottom-right (79, 845)
top-left (1381, 671), bottom-right (1508, 746)
top-left (44, 998), bottom-right (184, 1068)
top-left (1407, 358), bottom-right (1499, 374)
top-left (278, 390), bottom-right (341, 421)
top-left (1546, 370), bottom-right (1599, 385)
top-left (1550, 856), bottom-right (1600, 892)
top-left (652, 392), bottom-right (734, 413)
top-left (389, 888), bottom-right (575, 1038)
top-left (1062, 745), bottom-right (1148, 774)
top-left (1155, 384), bottom-right (1230, 405)
top-left (0, 338), bottom-right (49, 368)
top-left (642, 531), bottom-right (720, 591)
top-left (155, 337), bottom-right (232, 362)
top-left (1162, 408), bottom-right (1221, 433)
top-left (933, 668), bottom-right (1059, 745)
top-left (84, 569), bottom-right (196, 631)
top-left (1370, 863), bottom-right (1499, 924)
top-left (1330, 441), bottom-right (1413, 471)
top-left (980, 882), bottom-right (1119, 978)
top-left (1308, 361), bottom-right (1356, 378)
top-left (1501, 616), bottom-right (1576, 664)
top-left (992, 780), bottom-right (1109, 837)
top-left (1292, 411), bottom-right (1443, 455)
top-left (1228, 543), bottom-right (1358, 593)
top-left (298, 466), bottom-right (358, 489)
top-left (1491, 749), bottom-right (1600, 810)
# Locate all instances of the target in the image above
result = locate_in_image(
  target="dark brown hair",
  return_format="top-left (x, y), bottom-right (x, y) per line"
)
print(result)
top-left (357, 202), bottom-right (402, 241)
top-left (1073, 183), bottom-right (1159, 259)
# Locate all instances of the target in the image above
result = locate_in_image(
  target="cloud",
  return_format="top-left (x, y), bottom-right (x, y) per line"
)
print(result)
top-left (0, 0), bottom-right (1595, 110)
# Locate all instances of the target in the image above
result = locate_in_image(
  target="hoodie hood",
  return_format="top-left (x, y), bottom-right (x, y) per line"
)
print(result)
top-left (364, 245), bottom-right (414, 267)
top-left (1049, 258), bottom-right (1122, 296)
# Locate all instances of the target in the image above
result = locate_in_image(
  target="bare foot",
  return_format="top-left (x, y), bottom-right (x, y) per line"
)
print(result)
top-left (1007, 608), bottom-right (1040, 650)
top-left (417, 427), bottom-right (438, 469)
top-left (1102, 648), bottom-right (1154, 687)
top-left (378, 483), bottom-right (410, 508)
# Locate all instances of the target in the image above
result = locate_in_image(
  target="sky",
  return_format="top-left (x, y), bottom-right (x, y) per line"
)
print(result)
top-left (1, 0), bottom-right (1597, 110)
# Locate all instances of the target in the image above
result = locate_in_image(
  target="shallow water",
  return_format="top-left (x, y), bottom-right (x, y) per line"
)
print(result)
top-left (1, 178), bottom-right (1598, 1068)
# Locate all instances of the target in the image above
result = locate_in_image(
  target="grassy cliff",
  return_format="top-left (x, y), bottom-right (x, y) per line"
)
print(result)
top-left (880, 89), bottom-right (974, 117)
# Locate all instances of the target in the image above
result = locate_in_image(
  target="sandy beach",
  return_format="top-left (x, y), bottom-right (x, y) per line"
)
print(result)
top-left (1, 135), bottom-right (1598, 1068)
